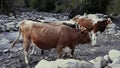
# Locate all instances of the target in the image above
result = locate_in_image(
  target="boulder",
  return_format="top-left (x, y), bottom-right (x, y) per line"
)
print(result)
top-left (109, 49), bottom-right (120, 62)
top-left (107, 63), bottom-right (120, 68)
top-left (112, 57), bottom-right (120, 64)
top-left (55, 59), bottom-right (80, 68)
top-left (78, 61), bottom-right (94, 68)
top-left (35, 59), bottom-right (94, 68)
top-left (104, 55), bottom-right (111, 63)
top-left (89, 59), bottom-right (101, 68)
top-left (35, 60), bottom-right (57, 68)
top-left (89, 56), bottom-right (107, 68)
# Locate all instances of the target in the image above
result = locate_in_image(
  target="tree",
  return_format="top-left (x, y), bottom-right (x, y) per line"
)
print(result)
top-left (0, 0), bottom-right (15, 14)
top-left (24, 0), bottom-right (30, 8)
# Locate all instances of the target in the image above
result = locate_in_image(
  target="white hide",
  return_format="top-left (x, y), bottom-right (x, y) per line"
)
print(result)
top-left (91, 31), bottom-right (97, 46)
top-left (30, 46), bottom-right (35, 55)
top-left (58, 19), bottom-right (76, 24)
top-left (24, 51), bottom-right (29, 64)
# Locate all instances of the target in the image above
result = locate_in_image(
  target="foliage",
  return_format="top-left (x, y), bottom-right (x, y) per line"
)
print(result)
top-left (0, 0), bottom-right (15, 14)
top-left (0, 0), bottom-right (120, 16)
top-left (106, 0), bottom-right (120, 15)
top-left (30, 0), bottom-right (55, 12)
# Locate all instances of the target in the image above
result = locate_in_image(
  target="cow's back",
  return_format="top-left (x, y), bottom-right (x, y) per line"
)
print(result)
top-left (75, 18), bottom-right (93, 31)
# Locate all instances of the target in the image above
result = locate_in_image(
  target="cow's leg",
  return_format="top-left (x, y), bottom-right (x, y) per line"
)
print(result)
top-left (30, 46), bottom-right (35, 55)
top-left (23, 38), bottom-right (30, 64)
top-left (41, 49), bottom-right (44, 55)
top-left (56, 45), bottom-right (63, 58)
top-left (71, 49), bottom-right (74, 56)
top-left (70, 46), bottom-right (75, 57)
top-left (30, 46), bottom-right (44, 55)
top-left (91, 31), bottom-right (97, 46)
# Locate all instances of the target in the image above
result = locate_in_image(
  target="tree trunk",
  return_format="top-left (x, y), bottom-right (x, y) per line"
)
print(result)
top-left (0, 0), bottom-right (3, 13)
top-left (24, 0), bottom-right (29, 8)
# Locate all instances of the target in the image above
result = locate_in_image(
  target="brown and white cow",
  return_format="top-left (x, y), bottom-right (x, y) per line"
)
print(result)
top-left (11, 20), bottom-right (91, 64)
top-left (72, 15), bottom-right (112, 46)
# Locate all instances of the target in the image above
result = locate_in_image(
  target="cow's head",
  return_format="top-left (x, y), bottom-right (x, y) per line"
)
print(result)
top-left (101, 18), bottom-right (112, 25)
top-left (78, 27), bottom-right (91, 44)
top-left (93, 18), bottom-right (112, 33)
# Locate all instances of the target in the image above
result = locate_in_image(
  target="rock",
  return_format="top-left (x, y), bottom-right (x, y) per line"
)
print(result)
top-left (107, 22), bottom-right (116, 29)
top-left (35, 60), bottom-right (57, 68)
top-left (78, 61), bottom-right (94, 68)
top-left (18, 47), bottom-right (23, 51)
top-left (105, 29), bottom-right (116, 35)
top-left (10, 47), bottom-right (23, 53)
top-left (44, 56), bottom-right (49, 60)
top-left (114, 30), bottom-right (120, 36)
top-left (104, 66), bottom-right (112, 68)
top-left (4, 22), bottom-right (16, 31)
top-left (55, 59), bottom-right (80, 68)
top-left (109, 49), bottom-right (120, 62)
top-left (62, 47), bottom-right (72, 57)
top-left (0, 38), bottom-right (10, 45)
top-left (89, 60), bottom-right (101, 68)
top-left (107, 63), bottom-right (120, 68)
top-left (3, 49), bottom-right (10, 53)
top-left (9, 13), bottom-right (15, 19)
top-left (35, 59), bottom-right (94, 68)
top-left (2, 25), bottom-right (6, 32)
top-left (89, 56), bottom-right (107, 68)
top-left (56, 59), bottom-right (94, 68)
top-left (0, 20), bottom-right (6, 25)
top-left (90, 47), bottom-right (99, 53)
top-left (104, 55), bottom-right (111, 63)
top-left (0, 24), bottom-right (3, 32)
top-left (112, 57), bottom-right (120, 64)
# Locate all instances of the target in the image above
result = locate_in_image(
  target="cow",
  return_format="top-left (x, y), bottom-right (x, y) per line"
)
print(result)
top-left (72, 15), bottom-right (112, 46)
top-left (11, 20), bottom-right (91, 64)
top-left (28, 20), bottom-right (79, 55)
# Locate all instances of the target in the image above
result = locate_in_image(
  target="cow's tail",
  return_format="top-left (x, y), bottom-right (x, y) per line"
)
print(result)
top-left (11, 26), bottom-right (21, 48)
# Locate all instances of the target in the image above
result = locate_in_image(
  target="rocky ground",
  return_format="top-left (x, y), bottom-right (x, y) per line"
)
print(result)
top-left (0, 12), bottom-right (120, 68)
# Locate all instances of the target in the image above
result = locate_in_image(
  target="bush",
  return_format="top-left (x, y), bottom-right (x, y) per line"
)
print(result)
top-left (1, 0), bottom-right (120, 16)
top-left (106, 0), bottom-right (120, 15)
top-left (30, 0), bottom-right (55, 12)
